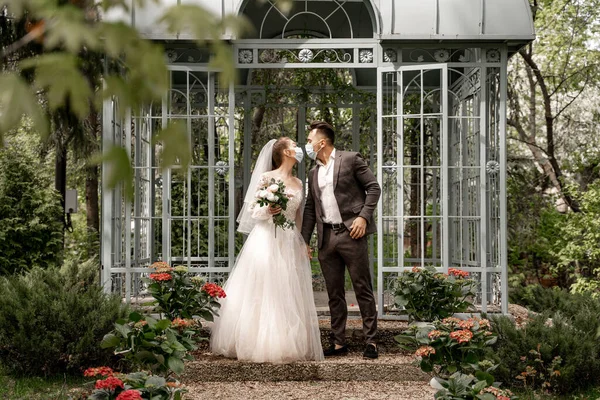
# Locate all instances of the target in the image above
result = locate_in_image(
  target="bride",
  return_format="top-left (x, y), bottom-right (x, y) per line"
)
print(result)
top-left (210, 137), bottom-right (324, 363)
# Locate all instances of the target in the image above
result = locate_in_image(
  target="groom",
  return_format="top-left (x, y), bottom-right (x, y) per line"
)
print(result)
top-left (301, 121), bottom-right (381, 359)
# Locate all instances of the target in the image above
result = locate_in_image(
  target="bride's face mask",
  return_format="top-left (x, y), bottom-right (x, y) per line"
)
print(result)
top-left (285, 142), bottom-right (304, 163)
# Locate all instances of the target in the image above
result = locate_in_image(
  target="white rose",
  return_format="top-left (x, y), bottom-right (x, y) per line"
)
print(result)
top-left (259, 190), bottom-right (269, 199)
top-left (266, 192), bottom-right (276, 202)
top-left (268, 184), bottom-right (279, 193)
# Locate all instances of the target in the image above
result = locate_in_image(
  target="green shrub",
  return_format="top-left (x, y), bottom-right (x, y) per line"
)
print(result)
top-left (100, 312), bottom-right (200, 376)
top-left (143, 262), bottom-right (225, 320)
top-left (0, 142), bottom-right (64, 275)
top-left (0, 267), bottom-right (128, 376)
top-left (434, 372), bottom-right (517, 400)
top-left (394, 266), bottom-right (476, 322)
top-left (489, 311), bottom-right (600, 394)
top-left (511, 285), bottom-right (600, 325)
top-left (396, 317), bottom-right (497, 379)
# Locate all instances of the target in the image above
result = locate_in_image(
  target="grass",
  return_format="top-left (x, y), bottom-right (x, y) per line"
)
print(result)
top-left (0, 372), bottom-right (89, 400)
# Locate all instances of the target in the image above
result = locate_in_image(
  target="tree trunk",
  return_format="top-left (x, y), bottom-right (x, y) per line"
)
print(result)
top-left (55, 141), bottom-right (67, 245)
top-left (86, 108), bottom-right (100, 254)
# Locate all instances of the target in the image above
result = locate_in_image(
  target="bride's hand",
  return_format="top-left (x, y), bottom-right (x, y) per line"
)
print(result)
top-left (268, 204), bottom-right (282, 215)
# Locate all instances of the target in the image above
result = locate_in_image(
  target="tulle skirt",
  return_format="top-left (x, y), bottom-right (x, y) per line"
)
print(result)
top-left (210, 222), bottom-right (324, 363)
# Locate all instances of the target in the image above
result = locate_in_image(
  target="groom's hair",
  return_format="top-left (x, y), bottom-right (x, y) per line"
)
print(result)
top-left (309, 121), bottom-right (335, 145)
top-left (272, 137), bottom-right (291, 169)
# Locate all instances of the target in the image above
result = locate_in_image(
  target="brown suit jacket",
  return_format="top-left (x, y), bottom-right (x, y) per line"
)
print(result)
top-left (301, 150), bottom-right (381, 249)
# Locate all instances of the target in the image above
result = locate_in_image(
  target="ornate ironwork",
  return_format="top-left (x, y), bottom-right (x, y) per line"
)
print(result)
top-left (164, 48), bottom-right (206, 63)
top-left (408, 48), bottom-right (475, 63)
top-left (359, 49), bottom-right (374, 64)
top-left (383, 48), bottom-right (398, 63)
top-left (238, 49), bottom-right (253, 64)
top-left (257, 48), bottom-right (353, 64)
top-left (486, 49), bottom-right (501, 63)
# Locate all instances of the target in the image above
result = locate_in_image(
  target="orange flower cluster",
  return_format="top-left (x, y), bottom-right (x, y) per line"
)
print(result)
top-left (411, 266), bottom-right (420, 273)
top-left (202, 283), bottom-right (226, 298)
top-left (481, 386), bottom-right (514, 400)
top-left (171, 318), bottom-right (195, 329)
top-left (428, 330), bottom-right (444, 340)
top-left (458, 319), bottom-right (475, 330)
top-left (478, 318), bottom-right (492, 329)
top-left (150, 261), bottom-right (173, 273)
top-left (95, 376), bottom-right (124, 390)
top-left (84, 366), bottom-right (114, 377)
top-left (415, 346), bottom-right (436, 357)
top-left (449, 329), bottom-right (474, 343)
top-left (116, 390), bottom-right (143, 400)
top-left (441, 317), bottom-right (462, 327)
top-left (448, 268), bottom-right (469, 278)
top-left (149, 273), bottom-right (173, 282)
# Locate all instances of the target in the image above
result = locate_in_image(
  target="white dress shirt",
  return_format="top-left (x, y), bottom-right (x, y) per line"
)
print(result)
top-left (317, 149), bottom-right (343, 224)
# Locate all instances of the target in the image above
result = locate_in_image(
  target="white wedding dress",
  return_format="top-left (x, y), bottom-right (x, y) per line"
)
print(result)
top-left (210, 184), bottom-right (324, 363)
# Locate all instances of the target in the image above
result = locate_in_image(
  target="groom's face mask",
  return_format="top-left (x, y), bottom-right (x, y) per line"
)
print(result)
top-left (305, 139), bottom-right (323, 161)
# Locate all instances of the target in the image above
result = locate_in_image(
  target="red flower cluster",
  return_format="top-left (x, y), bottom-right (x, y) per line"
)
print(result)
top-left (202, 283), bottom-right (226, 298)
top-left (95, 376), bottom-right (124, 391)
top-left (448, 268), bottom-right (470, 278)
top-left (149, 272), bottom-right (173, 282)
top-left (449, 329), bottom-right (474, 343)
top-left (84, 366), bottom-right (114, 377)
top-left (116, 390), bottom-right (143, 400)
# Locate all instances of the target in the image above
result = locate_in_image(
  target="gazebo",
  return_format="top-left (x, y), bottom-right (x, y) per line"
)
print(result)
top-left (102, 0), bottom-right (535, 318)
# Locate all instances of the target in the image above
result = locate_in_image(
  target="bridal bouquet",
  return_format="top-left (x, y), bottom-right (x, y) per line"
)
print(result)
top-left (255, 177), bottom-right (295, 236)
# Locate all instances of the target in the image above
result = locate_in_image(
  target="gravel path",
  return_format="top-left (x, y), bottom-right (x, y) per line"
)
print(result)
top-left (185, 381), bottom-right (436, 400)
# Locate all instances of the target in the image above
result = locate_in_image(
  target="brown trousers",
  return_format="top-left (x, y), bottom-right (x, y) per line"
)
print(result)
top-left (318, 225), bottom-right (377, 345)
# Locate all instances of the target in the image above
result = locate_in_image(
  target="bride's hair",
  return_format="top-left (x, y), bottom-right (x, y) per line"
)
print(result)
top-left (272, 137), bottom-right (291, 169)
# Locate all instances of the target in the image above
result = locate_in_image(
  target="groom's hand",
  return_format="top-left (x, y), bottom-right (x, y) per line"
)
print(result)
top-left (349, 217), bottom-right (367, 239)
top-left (306, 244), bottom-right (313, 258)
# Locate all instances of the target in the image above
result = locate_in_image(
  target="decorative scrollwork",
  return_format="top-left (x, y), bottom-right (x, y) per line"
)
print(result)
top-left (257, 48), bottom-right (353, 64)
top-left (408, 48), bottom-right (475, 63)
top-left (165, 48), bottom-right (205, 63)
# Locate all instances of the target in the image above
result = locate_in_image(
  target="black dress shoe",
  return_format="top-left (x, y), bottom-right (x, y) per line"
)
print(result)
top-left (363, 344), bottom-right (378, 359)
top-left (324, 345), bottom-right (349, 357)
